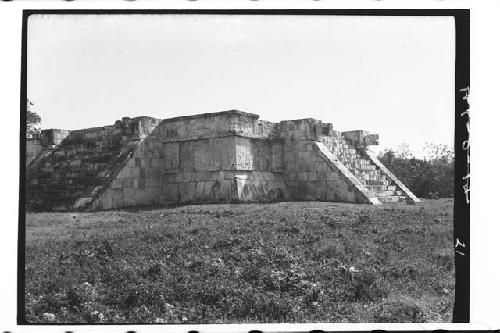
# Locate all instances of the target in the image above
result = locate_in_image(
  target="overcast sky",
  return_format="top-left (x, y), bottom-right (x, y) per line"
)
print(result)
top-left (27, 14), bottom-right (455, 157)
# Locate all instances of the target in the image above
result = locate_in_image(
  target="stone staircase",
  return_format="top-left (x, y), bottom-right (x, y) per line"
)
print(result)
top-left (333, 137), bottom-right (409, 203)
top-left (26, 131), bottom-right (133, 211)
top-left (26, 117), bottom-right (160, 211)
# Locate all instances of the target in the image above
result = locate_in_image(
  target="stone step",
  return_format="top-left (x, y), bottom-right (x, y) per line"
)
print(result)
top-left (27, 146), bottom-right (125, 211)
top-left (341, 156), bottom-right (356, 162)
top-left (333, 143), bottom-right (397, 194)
top-left (374, 190), bottom-right (403, 197)
top-left (365, 179), bottom-right (390, 186)
top-left (354, 160), bottom-right (370, 166)
top-left (366, 185), bottom-right (397, 191)
top-left (378, 195), bottom-right (407, 203)
top-left (352, 173), bottom-right (384, 181)
top-left (351, 158), bottom-right (371, 165)
top-left (354, 167), bottom-right (380, 174)
top-left (351, 169), bottom-right (378, 175)
top-left (354, 164), bottom-right (376, 171)
top-left (351, 169), bottom-right (385, 178)
top-left (342, 148), bottom-right (357, 153)
top-left (358, 175), bottom-right (387, 182)
top-left (374, 190), bottom-right (395, 197)
top-left (345, 159), bottom-right (373, 167)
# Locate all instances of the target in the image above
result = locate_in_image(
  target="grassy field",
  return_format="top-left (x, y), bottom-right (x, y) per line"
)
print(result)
top-left (24, 199), bottom-right (454, 323)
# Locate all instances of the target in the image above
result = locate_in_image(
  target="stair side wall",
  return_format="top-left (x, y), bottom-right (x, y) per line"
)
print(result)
top-left (91, 122), bottom-right (169, 210)
top-left (313, 142), bottom-right (380, 204)
top-left (26, 117), bottom-right (160, 211)
top-left (26, 138), bottom-right (43, 167)
top-left (93, 113), bottom-right (288, 209)
top-left (280, 137), bottom-right (380, 204)
top-left (363, 149), bottom-right (420, 203)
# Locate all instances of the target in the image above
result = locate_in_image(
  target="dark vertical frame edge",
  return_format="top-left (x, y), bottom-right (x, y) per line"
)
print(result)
top-left (452, 9), bottom-right (470, 324)
top-left (18, 9), bottom-right (30, 325)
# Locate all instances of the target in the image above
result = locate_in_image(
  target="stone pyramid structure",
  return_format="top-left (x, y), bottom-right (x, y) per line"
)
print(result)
top-left (26, 110), bottom-right (419, 211)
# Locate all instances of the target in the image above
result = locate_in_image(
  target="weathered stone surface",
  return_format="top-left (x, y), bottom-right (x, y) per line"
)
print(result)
top-left (363, 134), bottom-right (379, 146)
top-left (26, 116), bottom-right (161, 211)
top-left (26, 110), bottom-right (419, 211)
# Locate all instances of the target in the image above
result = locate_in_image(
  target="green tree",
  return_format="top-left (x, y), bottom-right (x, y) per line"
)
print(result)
top-left (423, 142), bottom-right (454, 164)
top-left (378, 143), bottom-right (454, 199)
top-left (27, 99), bottom-right (41, 138)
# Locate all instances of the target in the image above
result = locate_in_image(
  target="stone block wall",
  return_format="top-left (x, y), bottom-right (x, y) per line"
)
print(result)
top-left (92, 111), bottom-right (288, 209)
top-left (234, 137), bottom-right (278, 171)
top-left (161, 110), bottom-right (274, 141)
top-left (26, 138), bottom-right (42, 166)
top-left (273, 118), bottom-right (371, 203)
top-left (90, 121), bottom-right (167, 209)
top-left (280, 139), bottom-right (376, 204)
top-left (40, 129), bottom-right (71, 147)
top-left (26, 117), bottom-right (161, 211)
top-left (27, 109), bottom-right (418, 211)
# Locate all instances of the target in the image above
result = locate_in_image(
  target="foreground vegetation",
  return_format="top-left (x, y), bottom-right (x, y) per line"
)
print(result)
top-left (378, 143), bottom-right (454, 199)
top-left (25, 199), bottom-right (454, 323)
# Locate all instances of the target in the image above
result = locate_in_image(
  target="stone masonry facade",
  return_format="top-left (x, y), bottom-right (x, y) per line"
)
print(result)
top-left (26, 110), bottom-right (419, 211)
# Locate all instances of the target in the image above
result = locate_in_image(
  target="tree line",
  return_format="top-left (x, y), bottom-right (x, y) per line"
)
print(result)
top-left (377, 143), bottom-right (454, 199)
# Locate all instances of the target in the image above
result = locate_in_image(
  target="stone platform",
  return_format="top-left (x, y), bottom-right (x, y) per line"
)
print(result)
top-left (26, 110), bottom-right (419, 211)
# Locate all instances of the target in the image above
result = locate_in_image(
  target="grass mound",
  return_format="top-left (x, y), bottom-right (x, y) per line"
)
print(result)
top-left (25, 199), bottom-right (454, 323)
